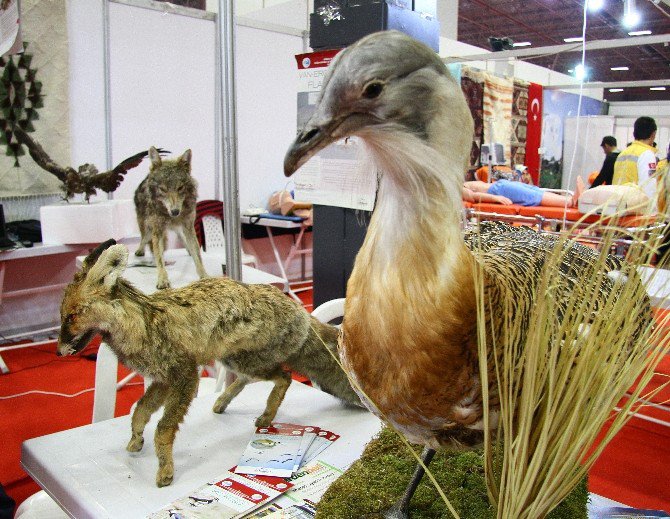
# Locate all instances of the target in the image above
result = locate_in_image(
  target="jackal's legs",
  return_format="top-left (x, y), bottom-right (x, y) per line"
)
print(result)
top-left (127, 381), bottom-right (169, 452)
top-left (135, 218), bottom-right (150, 256)
top-left (212, 375), bottom-right (250, 414)
top-left (154, 371), bottom-right (198, 487)
top-left (179, 224), bottom-right (208, 279)
top-left (151, 231), bottom-right (170, 289)
top-left (255, 369), bottom-right (292, 427)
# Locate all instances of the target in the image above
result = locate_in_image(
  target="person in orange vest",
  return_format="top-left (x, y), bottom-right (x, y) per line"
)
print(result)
top-left (612, 117), bottom-right (658, 211)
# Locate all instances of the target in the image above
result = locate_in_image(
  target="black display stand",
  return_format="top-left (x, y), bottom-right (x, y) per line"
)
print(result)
top-left (312, 205), bottom-right (371, 308)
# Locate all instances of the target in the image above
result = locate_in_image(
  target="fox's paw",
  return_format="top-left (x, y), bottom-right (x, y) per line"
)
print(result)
top-left (134, 248), bottom-right (145, 257)
top-left (156, 278), bottom-right (170, 290)
top-left (127, 436), bottom-right (144, 452)
top-left (212, 401), bottom-right (228, 414)
top-left (156, 464), bottom-right (174, 487)
top-left (254, 413), bottom-right (273, 428)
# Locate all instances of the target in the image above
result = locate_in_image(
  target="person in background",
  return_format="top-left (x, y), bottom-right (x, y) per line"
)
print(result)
top-left (612, 117), bottom-right (658, 208)
top-left (463, 176), bottom-right (584, 207)
top-left (590, 136), bottom-right (619, 188)
top-left (654, 143), bottom-right (670, 265)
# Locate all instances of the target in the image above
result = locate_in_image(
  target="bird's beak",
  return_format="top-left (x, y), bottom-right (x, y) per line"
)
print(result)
top-left (284, 120), bottom-right (338, 177)
top-left (284, 113), bottom-right (379, 177)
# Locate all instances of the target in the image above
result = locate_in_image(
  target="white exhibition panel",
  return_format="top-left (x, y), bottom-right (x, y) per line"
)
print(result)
top-left (108, 2), bottom-right (217, 201)
top-left (66, 0), bottom-right (304, 210)
top-left (562, 115), bottom-right (615, 190)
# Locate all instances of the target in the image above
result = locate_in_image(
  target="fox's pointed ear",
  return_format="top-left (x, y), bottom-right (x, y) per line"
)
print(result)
top-left (86, 244), bottom-right (128, 289)
top-left (179, 149), bottom-right (192, 166)
top-left (149, 146), bottom-right (162, 168)
top-left (82, 239), bottom-right (117, 273)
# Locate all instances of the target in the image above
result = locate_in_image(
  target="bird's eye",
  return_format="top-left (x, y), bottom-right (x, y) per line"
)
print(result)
top-left (362, 81), bottom-right (384, 99)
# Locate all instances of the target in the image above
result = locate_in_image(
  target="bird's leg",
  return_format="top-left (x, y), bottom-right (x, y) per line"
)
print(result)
top-left (383, 447), bottom-right (436, 519)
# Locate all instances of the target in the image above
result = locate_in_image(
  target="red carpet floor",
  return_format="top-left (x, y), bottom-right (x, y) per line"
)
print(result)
top-left (1, 285), bottom-right (668, 515)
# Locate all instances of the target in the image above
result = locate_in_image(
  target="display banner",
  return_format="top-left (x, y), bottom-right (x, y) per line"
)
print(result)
top-left (525, 82), bottom-right (543, 185)
top-left (292, 50), bottom-right (377, 212)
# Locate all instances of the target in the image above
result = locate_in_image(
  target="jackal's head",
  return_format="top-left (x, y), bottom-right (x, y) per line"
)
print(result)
top-left (147, 147), bottom-right (196, 217)
top-left (57, 240), bottom-right (129, 356)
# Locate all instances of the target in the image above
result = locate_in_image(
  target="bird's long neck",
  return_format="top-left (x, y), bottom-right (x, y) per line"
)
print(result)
top-left (354, 125), bottom-right (468, 291)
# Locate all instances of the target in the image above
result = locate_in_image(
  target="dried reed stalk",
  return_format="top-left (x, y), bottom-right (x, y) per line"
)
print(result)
top-left (474, 213), bottom-right (670, 519)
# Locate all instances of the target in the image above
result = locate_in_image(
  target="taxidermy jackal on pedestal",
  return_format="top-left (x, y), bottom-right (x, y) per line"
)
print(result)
top-left (134, 147), bottom-right (206, 289)
top-left (57, 240), bottom-right (361, 487)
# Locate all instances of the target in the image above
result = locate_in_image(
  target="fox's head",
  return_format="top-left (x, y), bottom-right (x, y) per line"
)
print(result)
top-left (147, 147), bottom-right (196, 217)
top-left (57, 240), bottom-right (129, 356)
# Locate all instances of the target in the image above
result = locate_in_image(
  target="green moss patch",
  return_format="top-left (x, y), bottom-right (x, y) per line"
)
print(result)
top-left (316, 427), bottom-right (588, 518)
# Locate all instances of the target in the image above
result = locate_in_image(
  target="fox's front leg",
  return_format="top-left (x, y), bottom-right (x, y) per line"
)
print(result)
top-left (127, 381), bottom-right (169, 452)
top-left (151, 231), bottom-right (170, 289)
top-left (154, 370), bottom-right (198, 487)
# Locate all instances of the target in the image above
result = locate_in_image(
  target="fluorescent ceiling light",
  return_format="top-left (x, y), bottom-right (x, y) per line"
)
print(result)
top-left (587, 0), bottom-right (604, 11)
top-left (609, 88), bottom-right (624, 92)
top-left (512, 41), bottom-right (532, 47)
top-left (564, 37), bottom-right (584, 43)
top-left (650, 87), bottom-right (667, 91)
top-left (610, 66), bottom-right (630, 71)
top-left (628, 30), bottom-right (651, 36)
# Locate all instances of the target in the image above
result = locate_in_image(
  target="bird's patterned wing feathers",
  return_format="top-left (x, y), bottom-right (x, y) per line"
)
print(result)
top-left (11, 125), bottom-right (69, 181)
top-left (94, 148), bottom-right (171, 193)
top-left (463, 221), bottom-right (647, 332)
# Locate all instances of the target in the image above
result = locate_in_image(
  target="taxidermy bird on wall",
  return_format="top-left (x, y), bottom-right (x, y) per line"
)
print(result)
top-left (11, 124), bottom-right (168, 201)
top-left (284, 31), bottom-right (662, 518)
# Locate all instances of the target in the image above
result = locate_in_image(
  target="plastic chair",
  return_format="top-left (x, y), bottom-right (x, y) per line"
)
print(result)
top-left (310, 298), bottom-right (345, 325)
top-left (194, 200), bottom-right (258, 267)
top-left (14, 491), bottom-right (68, 519)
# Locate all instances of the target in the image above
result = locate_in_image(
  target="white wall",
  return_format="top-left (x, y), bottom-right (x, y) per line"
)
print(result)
top-left (67, 0), bottom-right (302, 210)
top-left (608, 101), bottom-right (670, 118)
top-left (235, 25), bottom-right (303, 209)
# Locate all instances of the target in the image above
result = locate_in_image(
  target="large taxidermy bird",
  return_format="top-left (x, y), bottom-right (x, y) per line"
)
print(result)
top-left (11, 125), bottom-right (167, 201)
top-left (284, 31), bottom-right (655, 518)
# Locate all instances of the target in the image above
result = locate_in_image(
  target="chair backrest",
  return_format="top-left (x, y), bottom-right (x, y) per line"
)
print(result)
top-left (194, 200), bottom-right (224, 250)
top-left (201, 215), bottom-right (226, 250)
top-left (311, 298), bottom-right (345, 325)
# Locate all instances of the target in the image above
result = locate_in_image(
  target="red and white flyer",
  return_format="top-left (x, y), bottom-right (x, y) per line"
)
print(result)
top-left (147, 470), bottom-right (294, 519)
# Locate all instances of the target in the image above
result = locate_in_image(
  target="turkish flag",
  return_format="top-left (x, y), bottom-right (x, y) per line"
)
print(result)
top-left (526, 83), bottom-right (543, 185)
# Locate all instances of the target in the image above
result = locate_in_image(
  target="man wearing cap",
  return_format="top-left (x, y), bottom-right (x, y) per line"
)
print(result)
top-left (613, 116), bottom-right (658, 209)
top-left (589, 136), bottom-right (619, 188)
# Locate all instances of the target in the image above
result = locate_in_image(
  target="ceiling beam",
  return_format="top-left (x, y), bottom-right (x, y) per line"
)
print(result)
top-left (442, 33), bottom-right (670, 63)
top-left (544, 79), bottom-right (670, 89)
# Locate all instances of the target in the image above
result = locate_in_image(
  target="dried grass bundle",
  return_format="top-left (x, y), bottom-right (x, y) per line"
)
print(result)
top-left (473, 214), bottom-right (670, 519)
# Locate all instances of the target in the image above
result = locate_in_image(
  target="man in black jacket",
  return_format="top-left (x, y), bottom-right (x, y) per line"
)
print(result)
top-left (590, 136), bottom-right (619, 188)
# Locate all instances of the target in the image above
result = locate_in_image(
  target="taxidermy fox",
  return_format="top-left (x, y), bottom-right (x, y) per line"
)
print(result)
top-left (134, 147), bottom-right (206, 289)
top-left (57, 240), bottom-right (361, 487)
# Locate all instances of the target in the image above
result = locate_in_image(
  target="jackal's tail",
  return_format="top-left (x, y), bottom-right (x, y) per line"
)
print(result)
top-left (289, 317), bottom-right (362, 408)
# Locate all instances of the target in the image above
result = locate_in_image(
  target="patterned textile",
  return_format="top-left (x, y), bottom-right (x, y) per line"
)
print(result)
top-left (461, 67), bottom-right (485, 172)
top-left (154, 0), bottom-right (206, 9)
top-left (483, 74), bottom-right (514, 165)
top-left (511, 80), bottom-right (529, 169)
top-left (0, 0), bottom-right (69, 197)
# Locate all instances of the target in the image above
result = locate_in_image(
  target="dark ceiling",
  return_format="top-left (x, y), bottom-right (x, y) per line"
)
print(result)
top-left (457, 0), bottom-right (670, 102)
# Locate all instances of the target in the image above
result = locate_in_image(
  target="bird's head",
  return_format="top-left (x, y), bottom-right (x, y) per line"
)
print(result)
top-left (284, 30), bottom-right (472, 177)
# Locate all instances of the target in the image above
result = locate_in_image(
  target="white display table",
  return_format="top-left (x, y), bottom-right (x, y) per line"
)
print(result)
top-left (21, 382), bottom-right (382, 519)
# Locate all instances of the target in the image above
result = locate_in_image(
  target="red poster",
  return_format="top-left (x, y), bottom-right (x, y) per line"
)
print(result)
top-left (525, 82), bottom-right (543, 185)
